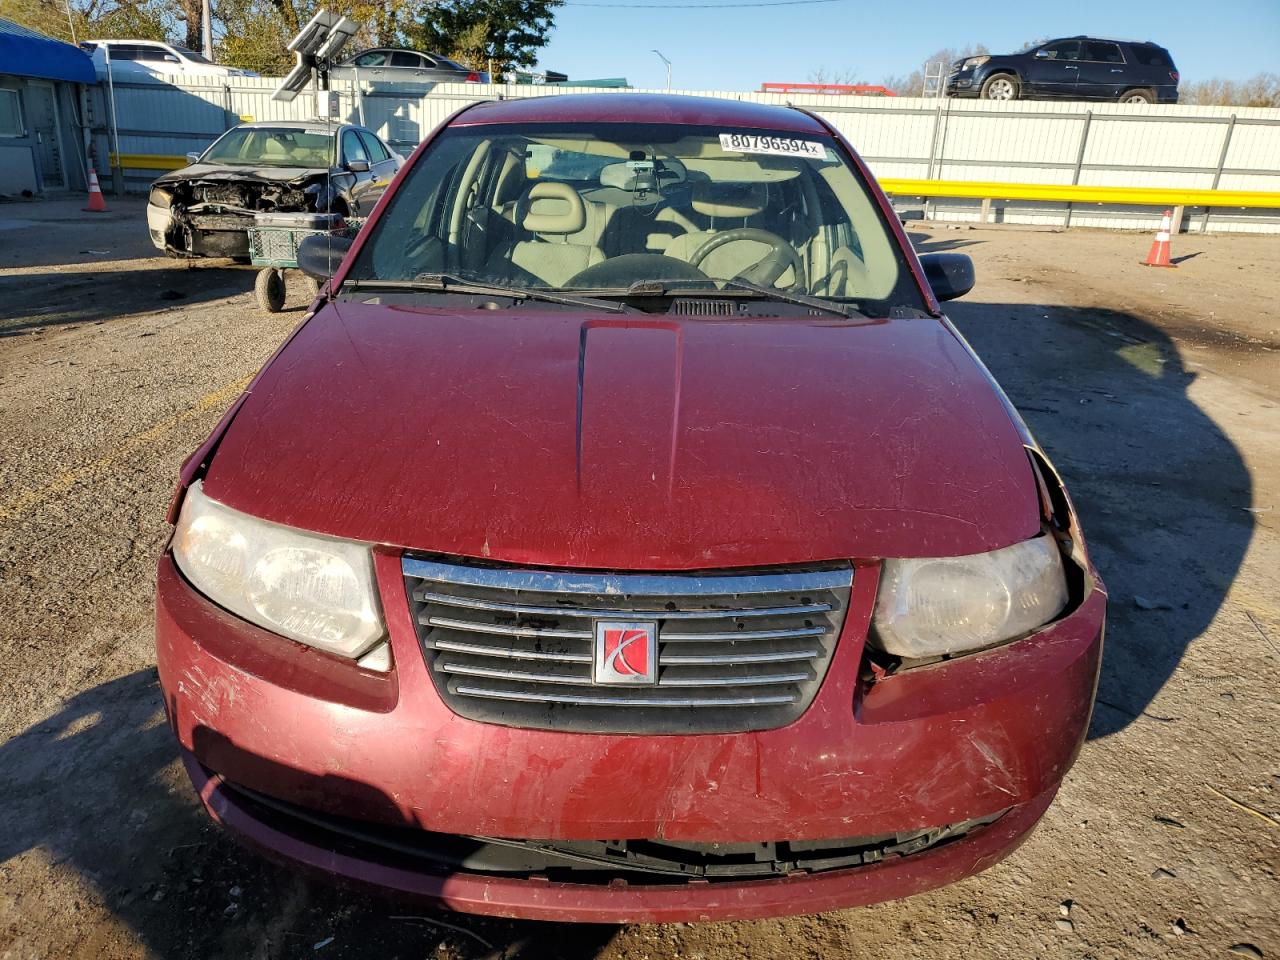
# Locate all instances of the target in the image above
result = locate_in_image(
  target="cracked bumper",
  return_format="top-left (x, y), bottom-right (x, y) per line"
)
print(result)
top-left (156, 551), bottom-right (1105, 920)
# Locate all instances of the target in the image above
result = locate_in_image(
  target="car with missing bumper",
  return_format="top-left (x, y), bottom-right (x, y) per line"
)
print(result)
top-left (147, 120), bottom-right (400, 259)
top-left (156, 94), bottom-right (1105, 922)
top-left (947, 36), bottom-right (1178, 103)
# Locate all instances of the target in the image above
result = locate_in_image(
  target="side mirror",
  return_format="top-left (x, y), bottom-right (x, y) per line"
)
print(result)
top-left (297, 234), bottom-right (353, 281)
top-left (346, 158), bottom-right (371, 173)
top-left (164, 54), bottom-right (181, 62)
top-left (919, 252), bottom-right (975, 302)
top-left (185, 151), bottom-right (202, 164)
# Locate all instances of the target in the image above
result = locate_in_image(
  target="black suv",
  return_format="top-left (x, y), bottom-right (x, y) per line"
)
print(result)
top-left (946, 37), bottom-right (1179, 104)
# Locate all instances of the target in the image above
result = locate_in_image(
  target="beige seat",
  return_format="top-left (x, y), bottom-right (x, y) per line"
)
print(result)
top-left (485, 182), bottom-right (605, 287)
top-left (666, 181), bottom-right (794, 285)
top-left (813, 247), bottom-right (871, 298)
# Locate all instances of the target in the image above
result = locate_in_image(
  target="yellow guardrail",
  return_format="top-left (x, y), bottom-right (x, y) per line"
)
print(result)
top-left (110, 153), bottom-right (188, 171)
top-left (878, 178), bottom-right (1280, 210)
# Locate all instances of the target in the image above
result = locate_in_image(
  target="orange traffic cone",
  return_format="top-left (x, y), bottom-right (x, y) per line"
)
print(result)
top-left (83, 166), bottom-right (108, 213)
top-left (1141, 209), bottom-right (1175, 267)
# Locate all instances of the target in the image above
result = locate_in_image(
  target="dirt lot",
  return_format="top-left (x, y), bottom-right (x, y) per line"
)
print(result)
top-left (1, 197), bottom-right (1277, 960)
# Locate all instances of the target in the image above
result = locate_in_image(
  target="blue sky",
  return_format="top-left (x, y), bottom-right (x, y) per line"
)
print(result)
top-left (537, 0), bottom-right (1280, 91)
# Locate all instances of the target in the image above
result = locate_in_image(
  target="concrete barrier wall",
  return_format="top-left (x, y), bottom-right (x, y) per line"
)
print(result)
top-left (88, 74), bottom-right (1280, 234)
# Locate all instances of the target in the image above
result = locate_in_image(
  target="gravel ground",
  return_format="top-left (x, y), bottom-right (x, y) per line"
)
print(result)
top-left (0, 197), bottom-right (1277, 960)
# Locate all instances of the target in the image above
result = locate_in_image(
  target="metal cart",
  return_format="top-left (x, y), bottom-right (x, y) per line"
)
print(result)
top-left (247, 212), bottom-right (360, 313)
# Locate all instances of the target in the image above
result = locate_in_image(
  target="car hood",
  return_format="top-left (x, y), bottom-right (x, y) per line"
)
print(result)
top-left (202, 303), bottom-right (1039, 568)
top-left (154, 163), bottom-right (325, 186)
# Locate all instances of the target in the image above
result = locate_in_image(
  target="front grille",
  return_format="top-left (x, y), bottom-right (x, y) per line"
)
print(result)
top-left (403, 558), bottom-right (853, 733)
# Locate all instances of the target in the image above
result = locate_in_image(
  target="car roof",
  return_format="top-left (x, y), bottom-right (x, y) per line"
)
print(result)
top-left (234, 120), bottom-right (349, 131)
top-left (1066, 35), bottom-right (1163, 45)
top-left (85, 38), bottom-right (173, 45)
top-left (453, 94), bottom-right (826, 134)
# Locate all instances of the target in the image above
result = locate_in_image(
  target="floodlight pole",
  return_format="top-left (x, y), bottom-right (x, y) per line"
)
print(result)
top-left (652, 49), bottom-right (671, 92)
top-left (201, 0), bottom-right (213, 60)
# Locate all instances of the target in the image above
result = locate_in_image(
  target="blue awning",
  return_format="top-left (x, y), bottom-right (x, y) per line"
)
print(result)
top-left (0, 18), bottom-right (96, 84)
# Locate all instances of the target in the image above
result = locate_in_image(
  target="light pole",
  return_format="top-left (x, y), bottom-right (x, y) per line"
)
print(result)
top-left (201, 0), bottom-right (213, 60)
top-left (651, 49), bottom-right (671, 92)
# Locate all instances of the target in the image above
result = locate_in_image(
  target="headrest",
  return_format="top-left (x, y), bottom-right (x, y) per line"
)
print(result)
top-left (691, 180), bottom-right (767, 218)
top-left (517, 181), bottom-right (586, 235)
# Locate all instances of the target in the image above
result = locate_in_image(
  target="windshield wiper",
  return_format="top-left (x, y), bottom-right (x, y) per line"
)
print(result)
top-left (346, 274), bottom-right (628, 313)
top-left (714, 279), bottom-right (865, 318)
top-left (622, 279), bottom-right (862, 319)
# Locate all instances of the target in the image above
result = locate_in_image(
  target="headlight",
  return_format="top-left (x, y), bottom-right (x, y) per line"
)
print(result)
top-left (149, 186), bottom-right (172, 209)
top-left (963, 56), bottom-right (990, 69)
top-left (172, 481), bottom-right (385, 660)
top-left (870, 536), bottom-right (1068, 659)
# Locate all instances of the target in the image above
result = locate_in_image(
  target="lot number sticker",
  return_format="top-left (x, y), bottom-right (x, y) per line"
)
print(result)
top-left (719, 133), bottom-right (826, 159)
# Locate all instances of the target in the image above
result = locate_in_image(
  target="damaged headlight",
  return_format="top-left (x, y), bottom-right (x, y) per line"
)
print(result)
top-left (870, 536), bottom-right (1068, 659)
top-left (172, 481), bottom-right (387, 664)
top-left (149, 186), bottom-right (172, 209)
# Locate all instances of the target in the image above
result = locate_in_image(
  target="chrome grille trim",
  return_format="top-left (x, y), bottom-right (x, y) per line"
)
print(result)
top-left (404, 557), bottom-right (853, 734)
top-left (433, 640), bottom-right (593, 664)
top-left (452, 685), bottom-right (799, 708)
top-left (659, 648), bottom-right (821, 665)
top-left (424, 616), bottom-right (593, 641)
top-left (657, 625), bottom-right (828, 642)
top-left (403, 557), bottom-right (851, 597)
top-left (417, 591), bottom-right (834, 621)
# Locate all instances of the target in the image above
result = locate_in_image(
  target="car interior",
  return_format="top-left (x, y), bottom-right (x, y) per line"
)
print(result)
top-left (358, 128), bottom-right (904, 302)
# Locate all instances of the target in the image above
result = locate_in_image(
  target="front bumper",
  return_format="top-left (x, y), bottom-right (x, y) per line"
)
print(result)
top-left (945, 70), bottom-right (979, 97)
top-left (156, 550), bottom-right (1105, 921)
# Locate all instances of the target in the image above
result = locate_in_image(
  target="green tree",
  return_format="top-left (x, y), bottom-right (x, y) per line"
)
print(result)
top-left (0, 0), bottom-right (175, 43)
top-left (406, 0), bottom-right (562, 74)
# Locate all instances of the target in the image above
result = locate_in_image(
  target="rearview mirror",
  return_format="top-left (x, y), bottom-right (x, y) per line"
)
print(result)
top-left (185, 151), bottom-right (202, 164)
top-left (346, 159), bottom-right (371, 173)
top-left (919, 252), bottom-right (975, 302)
top-left (297, 234), bottom-right (353, 281)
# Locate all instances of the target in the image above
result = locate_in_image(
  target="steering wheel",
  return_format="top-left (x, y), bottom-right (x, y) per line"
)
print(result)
top-left (687, 228), bottom-right (806, 290)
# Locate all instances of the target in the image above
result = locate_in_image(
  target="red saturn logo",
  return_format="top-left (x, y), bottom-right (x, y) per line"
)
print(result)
top-left (593, 621), bottom-right (658, 685)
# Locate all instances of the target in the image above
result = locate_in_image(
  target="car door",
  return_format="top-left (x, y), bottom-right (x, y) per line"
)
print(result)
top-left (339, 127), bottom-right (377, 215)
top-left (358, 130), bottom-right (399, 206)
top-left (1075, 41), bottom-right (1127, 100)
top-left (1025, 40), bottom-right (1081, 98)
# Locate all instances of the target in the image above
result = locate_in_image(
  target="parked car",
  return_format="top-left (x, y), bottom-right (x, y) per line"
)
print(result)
top-left (80, 39), bottom-right (258, 78)
top-left (328, 47), bottom-right (489, 83)
top-left (146, 120), bottom-right (401, 259)
top-left (155, 93), bottom-right (1106, 922)
top-left (946, 36), bottom-right (1178, 103)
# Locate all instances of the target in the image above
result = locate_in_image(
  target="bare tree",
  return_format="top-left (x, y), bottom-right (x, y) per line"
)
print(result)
top-left (1179, 73), bottom-right (1280, 107)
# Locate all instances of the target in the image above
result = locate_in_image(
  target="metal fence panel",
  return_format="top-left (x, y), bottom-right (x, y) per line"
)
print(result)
top-left (90, 74), bottom-right (1280, 233)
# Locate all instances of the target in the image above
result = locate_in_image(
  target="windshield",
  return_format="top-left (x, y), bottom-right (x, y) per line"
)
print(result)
top-left (202, 127), bottom-right (333, 168)
top-left (348, 122), bottom-right (924, 314)
top-left (173, 46), bottom-right (213, 64)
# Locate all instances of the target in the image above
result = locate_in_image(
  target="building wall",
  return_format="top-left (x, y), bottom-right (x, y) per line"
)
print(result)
top-left (0, 74), bottom-right (88, 195)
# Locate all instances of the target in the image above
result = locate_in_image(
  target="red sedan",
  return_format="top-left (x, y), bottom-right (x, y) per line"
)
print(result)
top-left (156, 94), bottom-right (1105, 922)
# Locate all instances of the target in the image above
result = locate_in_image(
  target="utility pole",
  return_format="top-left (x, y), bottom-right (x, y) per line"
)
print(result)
top-left (651, 49), bottom-right (671, 92)
top-left (201, 0), bottom-right (213, 60)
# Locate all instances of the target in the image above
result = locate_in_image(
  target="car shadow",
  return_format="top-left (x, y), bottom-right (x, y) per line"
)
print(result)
top-left (0, 669), bottom-right (622, 959)
top-left (0, 264), bottom-right (259, 334)
top-left (948, 300), bottom-right (1253, 737)
top-left (907, 230), bottom-right (985, 253)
